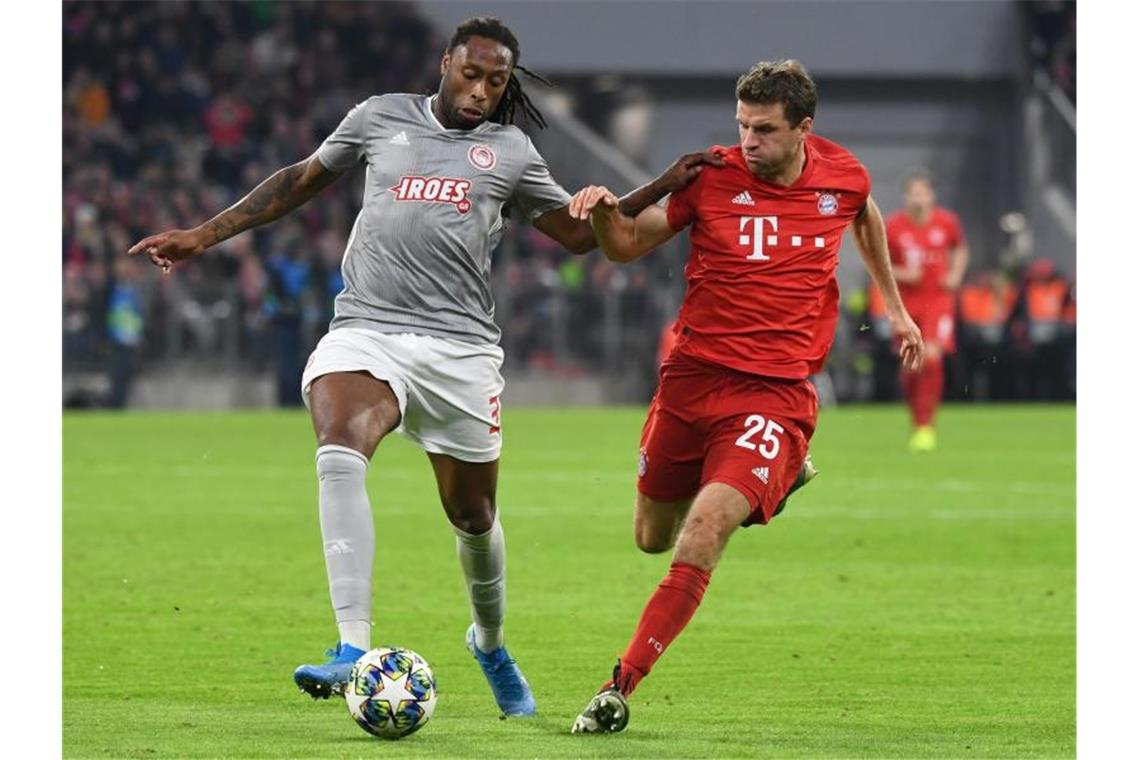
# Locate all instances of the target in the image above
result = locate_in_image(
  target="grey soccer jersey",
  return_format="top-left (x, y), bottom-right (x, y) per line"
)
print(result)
top-left (316, 93), bottom-right (572, 344)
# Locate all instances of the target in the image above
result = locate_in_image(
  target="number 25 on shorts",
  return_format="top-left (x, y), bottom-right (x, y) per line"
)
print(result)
top-left (734, 414), bottom-right (785, 459)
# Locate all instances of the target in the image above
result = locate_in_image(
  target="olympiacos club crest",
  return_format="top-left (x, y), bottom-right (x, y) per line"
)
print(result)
top-left (468, 144), bottom-right (496, 171)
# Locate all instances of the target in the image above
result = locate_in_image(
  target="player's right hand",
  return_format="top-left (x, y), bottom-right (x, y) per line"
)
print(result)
top-left (569, 185), bottom-right (620, 221)
top-left (127, 228), bottom-right (209, 275)
top-left (893, 311), bottom-right (925, 372)
top-left (656, 149), bottom-right (727, 193)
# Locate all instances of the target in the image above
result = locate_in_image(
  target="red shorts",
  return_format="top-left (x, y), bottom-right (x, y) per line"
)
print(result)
top-left (904, 293), bottom-right (956, 353)
top-left (637, 353), bottom-right (818, 527)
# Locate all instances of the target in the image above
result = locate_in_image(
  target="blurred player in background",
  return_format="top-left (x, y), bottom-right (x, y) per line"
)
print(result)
top-left (885, 171), bottom-right (970, 452)
top-left (566, 60), bottom-right (922, 733)
top-left (128, 16), bottom-right (715, 717)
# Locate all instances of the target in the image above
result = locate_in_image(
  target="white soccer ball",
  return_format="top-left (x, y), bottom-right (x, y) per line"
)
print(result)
top-left (345, 647), bottom-right (438, 740)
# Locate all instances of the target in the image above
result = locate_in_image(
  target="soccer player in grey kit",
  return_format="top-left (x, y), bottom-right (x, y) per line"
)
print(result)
top-left (128, 17), bottom-right (720, 716)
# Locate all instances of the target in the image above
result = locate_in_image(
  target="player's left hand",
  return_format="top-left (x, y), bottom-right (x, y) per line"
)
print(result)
top-left (940, 273), bottom-right (962, 291)
top-left (892, 311), bottom-right (925, 372)
top-left (569, 185), bottom-right (620, 220)
top-left (656, 149), bottom-right (727, 194)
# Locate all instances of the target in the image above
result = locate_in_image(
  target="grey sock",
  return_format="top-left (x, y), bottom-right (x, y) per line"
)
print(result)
top-left (455, 514), bottom-right (506, 652)
top-left (316, 445), bottom-right (374, 647)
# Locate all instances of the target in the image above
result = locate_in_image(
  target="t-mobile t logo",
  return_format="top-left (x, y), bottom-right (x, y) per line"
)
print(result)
top-left (739, 215), bottom-right (827, 260)
top-left (739, 215), bottom-right (778, 261)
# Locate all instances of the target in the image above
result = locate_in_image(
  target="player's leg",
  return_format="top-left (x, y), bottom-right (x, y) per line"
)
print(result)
top-left (632, 391), bottom-right (704, 553)
top-left (633, 493), bottom-right (692, 554)
top-left (572, 482), bottom-right (750, 734)
top-left (907, 307), bottom-right (948, 452)
top-left (404, 335), bottom-right (534, 715)
top-left (427, 452), bottom-right (536, 716)
top-left (619, 482), bottom-right (750, 690)
top-left (900, 301), bottom-right (927, 432)
top-left (293, 370), bottom-right (401, 698)
top-left (574, 381), bottom-right (814, 733)
top-left (427, 453), bottom-right (504, 652)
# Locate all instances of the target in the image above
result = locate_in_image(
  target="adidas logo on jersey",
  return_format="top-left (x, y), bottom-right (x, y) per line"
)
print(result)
top-left (752, 466), bottom-right (770, 484)
top-left (732, 190), bottom-right (755, 206)
top-left (389, 131), bottom-right (410, 145)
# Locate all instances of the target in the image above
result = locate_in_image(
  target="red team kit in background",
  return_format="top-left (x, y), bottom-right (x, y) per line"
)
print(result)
top-left (885, 206), bottom-right (965, 352)
top-left (885, 205), bottom-right (965, 429)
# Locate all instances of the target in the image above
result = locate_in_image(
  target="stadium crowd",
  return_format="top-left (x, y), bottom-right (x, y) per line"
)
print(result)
top-left (63, 0), bottom-right (1075, 409)
top-left (63, 0), bottom-right (667, 407)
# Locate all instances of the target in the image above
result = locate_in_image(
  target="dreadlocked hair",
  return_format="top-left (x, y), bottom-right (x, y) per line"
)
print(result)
top-left (447, 17), bottom-right (550, 129)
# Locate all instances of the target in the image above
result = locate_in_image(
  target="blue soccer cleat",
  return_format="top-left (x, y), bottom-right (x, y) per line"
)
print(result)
top-left (465, 624), bottom-right (536, 716)
top-left (293, 642), bottom-right (366, 700)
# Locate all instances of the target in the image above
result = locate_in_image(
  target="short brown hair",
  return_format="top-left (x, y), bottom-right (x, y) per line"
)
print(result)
top-left (901, 169), bottom-right (935, 192)
top-left (735, 60), bottom-right (817, 126)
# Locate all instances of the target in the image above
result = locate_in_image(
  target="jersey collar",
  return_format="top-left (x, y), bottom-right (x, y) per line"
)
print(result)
top-left (424, 95), bottom-right (494, 135)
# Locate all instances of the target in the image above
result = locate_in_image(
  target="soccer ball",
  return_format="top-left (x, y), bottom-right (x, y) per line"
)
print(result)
top-left (345, 647), bottom-right (438, 740)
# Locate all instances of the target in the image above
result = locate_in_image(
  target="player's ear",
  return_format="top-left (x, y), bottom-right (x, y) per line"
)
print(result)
top-left (798, 116), bottom-right (814, 135)
top-left (440, 52), bottom-right (451, 76)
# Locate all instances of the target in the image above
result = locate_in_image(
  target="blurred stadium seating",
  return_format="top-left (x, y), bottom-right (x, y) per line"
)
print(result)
top-left (62, 0), bottom-right (1075, 409)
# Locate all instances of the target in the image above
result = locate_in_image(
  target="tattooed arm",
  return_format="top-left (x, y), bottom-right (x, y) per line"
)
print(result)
top-left (127, 154), bottom-right (343, 273)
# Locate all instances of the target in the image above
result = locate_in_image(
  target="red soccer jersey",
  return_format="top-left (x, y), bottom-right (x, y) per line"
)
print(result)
top-left (884, 207), bottom-right (964, 301)
top-left (665, 135), bottom-right (871, 380)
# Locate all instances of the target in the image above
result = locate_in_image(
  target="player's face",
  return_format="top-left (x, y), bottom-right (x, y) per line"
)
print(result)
top-left (736, 101), bottom-right (811, 179)
top-left (903, 178), bottom-right (935, 216)
top-left (438, 36), bottom-right (513, 130)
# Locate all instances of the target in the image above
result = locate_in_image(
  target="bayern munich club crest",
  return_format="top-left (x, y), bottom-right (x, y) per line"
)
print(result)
top-left (468, 144), bottom-right (496, 171)
top-left (817, 192), bottom-right (839, 215)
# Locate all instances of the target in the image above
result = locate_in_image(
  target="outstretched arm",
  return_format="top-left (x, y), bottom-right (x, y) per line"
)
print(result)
top-left (127, 153), bottom-right (344, 273)
top-left (568, 186), bottom-right (679, 263)
top-left (534, 150), bottom-right (724, 256)
top-left (852, 196), bottom-right (925, 371)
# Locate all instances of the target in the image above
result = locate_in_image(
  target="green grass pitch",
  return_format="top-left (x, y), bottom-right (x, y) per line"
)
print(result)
top-left (64, 404), bottom-right (1074, 758)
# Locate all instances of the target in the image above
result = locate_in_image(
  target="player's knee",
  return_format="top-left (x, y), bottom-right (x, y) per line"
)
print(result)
top-left (444, 497), bottom-right (496, 535)
top-left (448, 510), bottom-right (495, 536)
top-left (315, 425), bottom-right (373, 456)
top-left (673, 514), bottom-right (732, 570)
top-left (634, 526), bottom-right (674, 554)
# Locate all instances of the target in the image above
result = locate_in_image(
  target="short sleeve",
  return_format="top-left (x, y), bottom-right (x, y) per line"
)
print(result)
top-left (510, 136), bottom-right (572, 221)
top-left (316, 99), bottom-right (373, 172)
top-left (666, 178), bottom-right (699, 231)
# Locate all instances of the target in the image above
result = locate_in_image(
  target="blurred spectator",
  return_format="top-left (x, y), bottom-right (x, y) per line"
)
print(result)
top-left (956, 270), bottom-right (1018, 401)
top-left (1008, 258), bottom-right (1075, 400)
top-left (263, 226), bottom-right (317, 407)
top-left (106, 257), bottom-right (146, 408)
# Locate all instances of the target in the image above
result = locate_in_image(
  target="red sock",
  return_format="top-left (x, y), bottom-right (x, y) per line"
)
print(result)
top-left (901, 369), bottom-right (920, 426)
top-left (914, 360), bottom-right (944, 426)
top-left (604, 562), bottom-right (712, 698)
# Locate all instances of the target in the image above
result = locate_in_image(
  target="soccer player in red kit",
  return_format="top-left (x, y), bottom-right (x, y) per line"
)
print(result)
top-left (565, 60), bottom-right (923, 733)
top-left (885, 171), bottom-right (970, 452)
